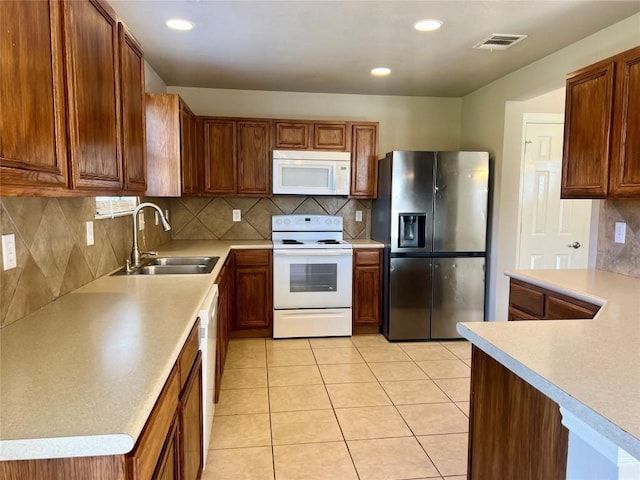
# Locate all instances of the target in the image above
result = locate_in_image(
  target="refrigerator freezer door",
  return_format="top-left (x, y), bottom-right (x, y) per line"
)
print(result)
top-left (431, 257), bottom-right (485, 339)
top-left (390, 151), bottom-right (435, 253)
top-left (434, 152), bottom-right (489, 252)
top-left (388, 257), bottom-right (431, 340)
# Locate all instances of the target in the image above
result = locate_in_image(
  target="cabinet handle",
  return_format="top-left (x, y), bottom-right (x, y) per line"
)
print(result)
top-left (567, 241), bottom-right (582, 249)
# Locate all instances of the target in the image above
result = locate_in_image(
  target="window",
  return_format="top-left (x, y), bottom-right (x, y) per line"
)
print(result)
top-left (95, 196), bottom-right (138, 219)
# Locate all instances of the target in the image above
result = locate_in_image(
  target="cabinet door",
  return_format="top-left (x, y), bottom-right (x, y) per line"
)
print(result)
top-left (610, 46), bottom-right (640, 197)
top-left (313, 122), bottom-right (348, 150)
top-left (509, 279), bottom-right (545, 318)
top-left (0, 0), bottom-right (69, 193)
top-left (237, 120), bottom-right (271, 195)
top-left (153, 415), bottom-right (180, 480)
top-left (181, 102), bottom-right (197, 194)
top-left (119, 23), bottom-right (146, 193)
top-left (274, 121), bottom-right (311, 149)
top-left (350, 123), bottom-right (379, 198)
top-left (561, 60), bottom-right (615, 198)
top-left (180, 353), bottom-right (203, 480)
top-left (353, 250), bottom-right (382, 327)
top-left (234, 250), bottom-right (273, 332)
top-left (546, 294), bottom-right (599, 320)
top-left (202, 119), bottom-right (236, 194)
top-left (64, 0), bottom-right (123, 191)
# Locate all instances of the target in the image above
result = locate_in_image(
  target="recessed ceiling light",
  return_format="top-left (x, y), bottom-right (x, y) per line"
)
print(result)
top-left (414, 19), bottom-right (443, 32)
top-left (371, 67), bottom-right (391, 77)
top-left (165, 18), bottom-right (194, 31)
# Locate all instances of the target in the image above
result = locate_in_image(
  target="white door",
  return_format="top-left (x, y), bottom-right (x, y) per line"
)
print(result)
top-left (518, 119), bottom-right (592, 269)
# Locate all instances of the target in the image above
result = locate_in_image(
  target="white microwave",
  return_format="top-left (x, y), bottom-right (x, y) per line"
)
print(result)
top-left (272, 150), bottom-right (351, 195)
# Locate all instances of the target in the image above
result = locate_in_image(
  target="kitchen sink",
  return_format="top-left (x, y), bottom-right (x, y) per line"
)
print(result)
top-left (114, 256), bottom-right (219, 275)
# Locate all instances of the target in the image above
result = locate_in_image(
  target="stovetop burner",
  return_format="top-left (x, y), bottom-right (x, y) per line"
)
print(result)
top-left (318, 239), bottom-right (341, 244)
top-left (282, 239), bottom-right (304, 245)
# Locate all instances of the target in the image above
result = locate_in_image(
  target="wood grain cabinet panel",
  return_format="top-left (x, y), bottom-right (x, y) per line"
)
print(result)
top-left (562, 46), bottom-right (640, 199)
top-left (313, 122), bottom-right (348, 150)
top-left (353, 249), bottom-right (382, 332)
top-left (237, 120), bottom-right (271, 195)
top-left (202, 119), bottom-right (237, 194)
top-left (145, 94), bottom-right (196, 196)
top-left (232, 250), bottom-right (273, 335)
top-left (179, 352), bottom-right (203, 480)
top-left (215, 254), bottom-right (233, 402)
top-left (468, 347), bottom-right (569, 480)
top-left (610, 46), bottom-right (640, 197)
top-left (508, 278), bottom-right (599, 321)
top-left (0, 0), bottom-right (69, 194)
top-left (350, 122), bottom-right (379, 198)
top-left (153, 415), bottom-right (180, 480)
top-left (274, 121), bottom-right (312, 149)
top-left (119, 23), bottom-right (146, 193)
top-left (64, 0), bottom-right (123, 191)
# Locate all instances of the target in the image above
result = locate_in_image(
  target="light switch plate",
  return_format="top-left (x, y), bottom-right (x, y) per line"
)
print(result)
top-left (138, 212), bottom-right (145, 230)
top-left (355, 210), bottom-right (363, 222)
top-left (86, 221), bottom-right (94, 246)
top-left (165, 209), bottom-right (170, 221)
top-left (233, 209), bottom-right (241, 222)
top-left (2, 234), bottom-right (17, 270)
top-left (614, 222), bottom-right (626, 244)
top-left (155, 211), bottom-right (159, 226)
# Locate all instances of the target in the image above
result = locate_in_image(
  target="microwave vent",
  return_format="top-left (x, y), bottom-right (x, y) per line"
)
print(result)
top-left (473, 34), bottom-right (527, 51)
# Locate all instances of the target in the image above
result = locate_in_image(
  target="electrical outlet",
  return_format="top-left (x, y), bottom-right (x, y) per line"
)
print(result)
top-left (614, 222), bottom-right (626, 244)
top-left (2, 234), bottom-right (17, 270)
top-left (355, 210), bottom-right (363, 222)
top-left (86, 221), bottom-right (94, 246)
top-left (155, 211), bottom-right (159, 226)
top-left (138, 212), bottom-right (145, 230)
top-left (233, 209), bottom-right (241, 222)
top-left (165, 209), bottom-right (170, 221)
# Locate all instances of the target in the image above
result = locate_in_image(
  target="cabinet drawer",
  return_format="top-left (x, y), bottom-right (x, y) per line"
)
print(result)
top-left (546, 294), bottom-right (599, 319)
top-left (313, 122), bottom-right (348, 150)
top-left (354, 249), bottom-right (381, 266)
top-left (509, 280), bottom-right (545, 318)
top-left (128, 366), bottom-right (179, 480)
top-left (178, 320), bottom-right (200, 391)
top-left (508, 306), bottom-right (541, 321)
top-left (234, 249), bottom-right (271, 267)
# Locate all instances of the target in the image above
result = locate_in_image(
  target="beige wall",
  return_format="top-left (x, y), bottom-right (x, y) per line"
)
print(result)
top-left (460, 13), bottom-right (640, 321)
top-left (168, 87), bottom-right (463, 155)
top-left (144, 60), bottom-right (167, 93)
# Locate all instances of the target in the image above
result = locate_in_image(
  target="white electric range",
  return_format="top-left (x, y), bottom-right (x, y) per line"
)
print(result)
top-left (272, 214), bottom-right (353, 338)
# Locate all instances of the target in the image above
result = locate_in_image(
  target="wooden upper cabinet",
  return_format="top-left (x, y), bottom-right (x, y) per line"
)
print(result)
top-left (274, 121), bottom-right (312, 149)
top-left (0, 0), bottom-right (69, 194)
top-left (64, 0), bottom-right (123, 191)
top-left (145, 94), bottom-right (196, 196)
top-left (119, 23), bottom-right (146, 193)
top-left (350, 122), bottom-right (379, 198)
top-left (562, 46), bottom-right (640, 199)
top-left (561, 59), bottom-right (614, 198)
top-left (314, 122), bottom-right (348, 150)
top-left (237, 120), bottom-right (271, 195)
top-left (202, 119), bottom-right (237, 194)
top-left (610, 46), bottom-right (640, 197)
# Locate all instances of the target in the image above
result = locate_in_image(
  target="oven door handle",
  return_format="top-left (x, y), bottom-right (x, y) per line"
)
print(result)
top-left (273, 249), bottom-right (353, 257)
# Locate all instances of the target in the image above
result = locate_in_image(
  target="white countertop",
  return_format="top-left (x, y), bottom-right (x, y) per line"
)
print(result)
top-left (348, 239), bottom-right (384, 248)
top-left (457, 269), bottom-right (640, 460)
top-left (0, 240), bottom-right (272, 461)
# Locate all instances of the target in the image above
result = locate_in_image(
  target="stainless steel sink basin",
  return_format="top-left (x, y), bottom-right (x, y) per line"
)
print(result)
top-left (114, 256), bottom-right (219, 275)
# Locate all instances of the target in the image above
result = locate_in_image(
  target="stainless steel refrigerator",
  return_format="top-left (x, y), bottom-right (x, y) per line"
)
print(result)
top-left (372, 151), bottom-right (490, 340)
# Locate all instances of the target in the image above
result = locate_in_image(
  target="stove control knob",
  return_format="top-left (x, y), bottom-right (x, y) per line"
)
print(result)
top-left (326, 219), bottom-right (331, 224)
top-left (275, 219), bottom-right (282, 225)
top-left (334, 219), bottom-right (340, 224)
top-left (284, 219), bottom-right (290, 225)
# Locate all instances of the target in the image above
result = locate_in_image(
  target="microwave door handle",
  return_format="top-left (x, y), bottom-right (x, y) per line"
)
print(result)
top-left (273, 249), bottom-right (353, 257)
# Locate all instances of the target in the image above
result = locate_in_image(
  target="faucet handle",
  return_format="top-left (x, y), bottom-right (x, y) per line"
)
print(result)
top-left (124, 259), bottom-right (133, 273)
top-left (141, 251), bottom-right (157, 257)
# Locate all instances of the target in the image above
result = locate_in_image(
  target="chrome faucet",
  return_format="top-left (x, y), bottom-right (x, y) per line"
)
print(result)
top-left (129, 202), bottom-right (171, 269)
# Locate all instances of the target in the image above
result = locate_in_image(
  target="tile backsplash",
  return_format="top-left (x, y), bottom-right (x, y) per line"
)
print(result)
top-left (596, 199), bottom-right (640, 277)
top-left (0, 197), bottom-right (171, 328)
top-left (170, 196), bottom-right (372, 240)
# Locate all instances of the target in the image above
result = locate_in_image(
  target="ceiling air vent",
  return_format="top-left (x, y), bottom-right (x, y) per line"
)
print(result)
top-left (473, 34), bottom-right (527, 51)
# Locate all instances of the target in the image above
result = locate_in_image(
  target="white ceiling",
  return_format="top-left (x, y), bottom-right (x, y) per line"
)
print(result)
top-left (111, 1), bottom-right (640, 97)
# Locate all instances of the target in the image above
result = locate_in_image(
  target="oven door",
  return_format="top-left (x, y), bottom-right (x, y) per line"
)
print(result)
top-left (273, 249), bottom-right (353, 309)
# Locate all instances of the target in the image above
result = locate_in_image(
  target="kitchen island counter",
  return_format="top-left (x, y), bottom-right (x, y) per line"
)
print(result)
top-left (457, 269), bottom-right (640, 461)
top-left (0, 240), bottom-right (271, 461)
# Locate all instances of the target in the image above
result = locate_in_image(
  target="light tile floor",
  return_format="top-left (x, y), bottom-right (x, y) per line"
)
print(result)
top-left (203, 334), bottom-right (471, 480)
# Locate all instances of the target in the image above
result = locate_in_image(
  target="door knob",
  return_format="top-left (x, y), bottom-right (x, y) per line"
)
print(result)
top-left (567, 241), bottom-right (582, 249)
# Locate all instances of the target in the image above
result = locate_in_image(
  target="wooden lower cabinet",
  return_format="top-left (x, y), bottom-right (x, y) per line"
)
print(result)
top-left (468, 347), bottom-right (569, 480)
top-left (153, 415), bottom-right (180, 480)
top-left (179, 352), bottom-right (203, 480)
top-left (508, 278), bottom-right (599, 320)
top-left (231, 249), bottom-right (273, 338)
top-left (352, 249), bottom-right (382, 334)
top-left (214, 254), bottom-right (233, 402)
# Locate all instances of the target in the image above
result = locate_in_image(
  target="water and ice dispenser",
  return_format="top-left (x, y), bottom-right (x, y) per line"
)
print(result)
top-left (398, 213), bottom-right (426, 248)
